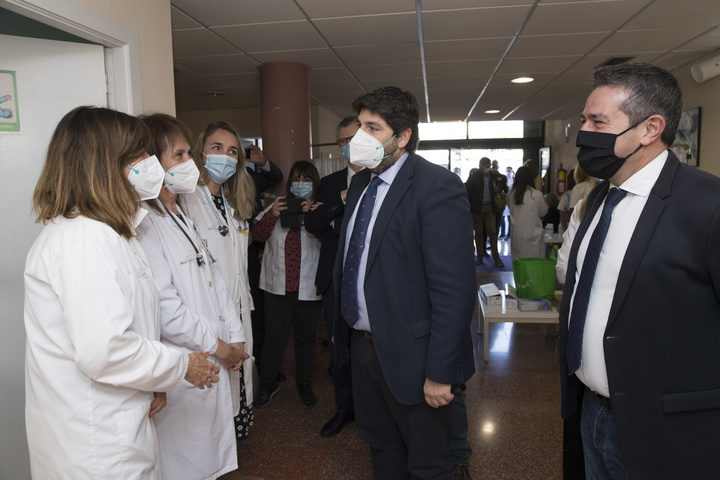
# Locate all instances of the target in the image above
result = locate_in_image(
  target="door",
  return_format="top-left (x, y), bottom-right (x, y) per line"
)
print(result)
top-left (0, 33), bottom-right (106, 480)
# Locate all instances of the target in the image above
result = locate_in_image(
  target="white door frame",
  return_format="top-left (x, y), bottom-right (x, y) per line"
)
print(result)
top-left (0, 0), bottom-right (143, 114)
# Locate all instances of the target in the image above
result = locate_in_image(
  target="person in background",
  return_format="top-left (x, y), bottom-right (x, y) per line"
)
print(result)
top-left (507, 166), bottom-right (548, 261)
top-left (499, 166), bottom-right (515, 239)
top-left (304, 116), bottom-right (361, 437)
top-left (245, 144), bottom-right (284, 382)
top-left (335, 86), bottom-right (476, 479)
top-left (24, 106), bottom-right (218, 479)
top-left (558, 168), bottom-right (576, 232)
top-left (567, 165), bottom-right (597, 219)
top-left (182, 121), bottom-right (256, 440)
top-left (488, 159), bottom-right (509, 247)
top-left (542, 193), bottom-right (561, 234)
top-left (524, 159), bottom-right (544, 193)
top-left (559, 62), bottom-right (720, 478)
top-left (466, 157), bottom-right (505, 267)
top-left (136, 113), bottom-right (247, 480)
top-left (253, 160), bottom-right (323, 409)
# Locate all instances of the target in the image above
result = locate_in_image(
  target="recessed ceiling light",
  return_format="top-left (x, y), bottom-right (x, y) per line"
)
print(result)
top-left (511, 77), bottom-right (534, 84)
top-left (484, 109), bottom-right (500, 114)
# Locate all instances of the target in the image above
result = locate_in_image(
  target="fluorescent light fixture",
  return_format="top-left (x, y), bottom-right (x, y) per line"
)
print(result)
top-left (511, 77), bottom-right (534, 84)
top-left (484, 109), bottom-right (501, 114)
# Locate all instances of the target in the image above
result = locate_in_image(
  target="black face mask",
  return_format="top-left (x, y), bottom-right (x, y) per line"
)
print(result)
top-left (576, 121), bottom-right (644, 180)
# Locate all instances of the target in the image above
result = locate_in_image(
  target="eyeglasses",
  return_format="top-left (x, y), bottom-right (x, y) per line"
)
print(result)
top-left (337, 136), bottom-right (354, 146)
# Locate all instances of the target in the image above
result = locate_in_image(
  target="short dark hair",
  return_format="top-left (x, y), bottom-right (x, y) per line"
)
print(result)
top-left (352, 86), bottom-right (420, 152)
top-left (480, 157), bottom-right (491, 167)
top-left (592, 63), bottom-right (682, 145)
top-left (336, 116), bottom-right (358, 138)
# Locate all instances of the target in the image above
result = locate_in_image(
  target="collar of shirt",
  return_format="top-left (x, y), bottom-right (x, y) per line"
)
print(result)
top-left (375, 152), bottom-right (408, 187)
top-left (613, 149), bottom-right (668, 197)
top-left (133, 207), bottom-right (149, 231)
top-left (346, 165), bottom-right (360, 186)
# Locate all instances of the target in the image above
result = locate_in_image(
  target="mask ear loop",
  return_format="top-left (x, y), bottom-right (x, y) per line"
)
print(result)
top-left (376, 134), bottom-right (398, 160)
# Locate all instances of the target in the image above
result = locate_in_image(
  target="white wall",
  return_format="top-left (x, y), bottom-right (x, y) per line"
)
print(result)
top-left (0, 34), bottom-right (107, 480)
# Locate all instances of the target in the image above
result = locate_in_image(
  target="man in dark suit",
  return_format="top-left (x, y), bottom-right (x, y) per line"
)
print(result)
top-left (559, 62), bottom-right (720, 479)
top-left (465, 157), bottom-right (505, 267)
top-left (304, 116), bottom-right (362, 438)
top-left (333, 86), bottom-right (476, 479)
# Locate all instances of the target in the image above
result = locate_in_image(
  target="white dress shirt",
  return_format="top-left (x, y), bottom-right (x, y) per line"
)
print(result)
top-left (343, 153), bottom-right (408, 332)
top-left (571, 150), bottom-right (668, 397)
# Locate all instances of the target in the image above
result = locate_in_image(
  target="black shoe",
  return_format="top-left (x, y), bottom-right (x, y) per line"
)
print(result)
top-left (452, 462), bottom-right (472, 480)
top-left (297, 382), bottom-right (317, 409)
top-left (493, 258), bottom-right (504, 268)
top-left (320, 409), bottom-right (355, 438)
top-left (255, 385), bottom-right (279, 408)
top-left (276, 371), bottom-right (286, 382)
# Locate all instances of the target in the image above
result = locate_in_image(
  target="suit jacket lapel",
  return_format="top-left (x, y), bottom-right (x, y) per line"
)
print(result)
top-left (366, 154), bottom-right (415, 271)
top-left (606, 150), bottom-right (679, 328)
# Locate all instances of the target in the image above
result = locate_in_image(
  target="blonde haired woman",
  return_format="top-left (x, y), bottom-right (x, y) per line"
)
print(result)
top-left (136, 113), bottom-right (247, 479)
top-left (24, 106), bottom-right (217, 479)
top-left (182, 121), bottom-right (256, 439)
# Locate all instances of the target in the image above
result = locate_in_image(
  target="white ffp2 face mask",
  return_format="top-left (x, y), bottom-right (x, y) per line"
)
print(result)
top-left (348, 128), bottom-right (396, 169)
top-left (163, 158), bottom-right (200, 194)
top-left (127, 155), bottom-right (164, 200)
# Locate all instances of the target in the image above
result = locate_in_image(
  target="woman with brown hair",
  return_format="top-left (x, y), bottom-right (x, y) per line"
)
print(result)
top-left (182, 121), bottom-right (256, 439)
top-left (507, 165), bottom-right (548, 261)
top-left (135, 113), bottom-right (247, 479)
top-left (24, 106), bottom-right (218, 479)
top-left (252, 160), bottom-right (323, 409)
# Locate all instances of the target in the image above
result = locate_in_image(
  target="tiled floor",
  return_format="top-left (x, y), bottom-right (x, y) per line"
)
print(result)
top-left (222, 269), bottom-right (563, 479)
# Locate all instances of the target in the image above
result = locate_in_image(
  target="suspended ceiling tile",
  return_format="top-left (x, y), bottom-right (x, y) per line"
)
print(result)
top-left (497, 55), bottom-right (580, 75)
top-left (423, 37), bottom-right (513, 62)
top-left (212, 21), bottom-right (325, 53)
top-left (422, 6), bottom-right (533, 41)
top-left (172, 28), bottom-right (239, 57)
top-left (335, 43), bottom-right (421, 67)
top-left (510, 33), bottom-right (610, 58)
top-left (296, 0), bottom-right (414, 19)
top-left (252, 48), bottom-right (341, 68)
top-left (310, 67), bottom-right (358, 84)
top-left (425, 59), bottom-right (498, 77)
top-left (171, 0), bottom-right (304, 26)
top-left (522, 1), bottom-right (646, 36)
top-left (363, 78), bottom-right (426, 92)
top-left (313, 12), bottom-right (418, 46)
top-left (594, 28), bottom-right (712, 54)
top-left (171, 5), bottom-right (202, 30)
top-left (678, 26), bottom-right (720, 51)
top-left (351, 63), bottom-right (424, 81)
top-left (423, 0), bottom-right (534, 9)
top-left (173, 54), bottom-right (259, 75)
top-left (623, 0), bottom-right (720, 30)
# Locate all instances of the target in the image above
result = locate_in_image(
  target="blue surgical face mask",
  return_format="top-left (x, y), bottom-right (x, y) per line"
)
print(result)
top-left (290, 181), bottom-right (313, 199)
top-left (203, 153), bottom-right (238, 183)
top-left (341, 143), bottom-right (351, 161)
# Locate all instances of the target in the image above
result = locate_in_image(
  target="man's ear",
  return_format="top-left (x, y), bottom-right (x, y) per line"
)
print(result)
top-left (396, 128), bottom-right (412, 150)
top-left (641, 114), bottom-right (666, 146)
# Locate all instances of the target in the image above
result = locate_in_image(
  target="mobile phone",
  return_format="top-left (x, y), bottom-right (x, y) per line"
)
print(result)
top-left (245, 146), bottom-right (252, 159)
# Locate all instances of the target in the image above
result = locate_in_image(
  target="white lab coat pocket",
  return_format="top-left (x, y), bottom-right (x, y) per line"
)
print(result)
top-left (114, 400), bottom-right (159, 479)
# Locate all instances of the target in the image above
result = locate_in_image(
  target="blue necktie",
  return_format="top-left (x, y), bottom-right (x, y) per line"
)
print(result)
top-left (567, 188), bottom-right (627, 375)
top-left (341, 176), bottom-right (383, 327)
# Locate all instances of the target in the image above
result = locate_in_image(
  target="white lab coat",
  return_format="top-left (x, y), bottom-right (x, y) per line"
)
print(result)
top-left (256, 204), bottom-right (321, 301)
top-left (137, 205), bottom-right (244, 480)
top-left (24, 212), bottom-right (188, 479)
top-left (507, 187), bottom-right (548, 261)
top-left (182, 186), bottom-right (254, 410)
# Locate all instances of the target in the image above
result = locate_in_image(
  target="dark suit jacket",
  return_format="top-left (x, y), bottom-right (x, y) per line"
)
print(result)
top-left (304, 167), bottom-right (350, 295)
top-left (465, 170), bottom-right (505, 214)
top-left (248, 160), bottom-right (283, 220)
top-left (559, 151), bottom-right (720, 479)
top-left (333, 153), bottom-right (477, 405)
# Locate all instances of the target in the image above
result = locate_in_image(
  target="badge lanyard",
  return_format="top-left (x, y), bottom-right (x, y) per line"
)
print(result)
top-left (200, 186), bottom-right (229, 237)
top-left (163, 205), bottom-right (216, 266)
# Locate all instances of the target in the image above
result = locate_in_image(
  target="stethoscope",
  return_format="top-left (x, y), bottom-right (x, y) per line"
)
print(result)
top-left (200, 186), bottom-right (229, 236)
top-left (163, 205), bottom-right (216, 267)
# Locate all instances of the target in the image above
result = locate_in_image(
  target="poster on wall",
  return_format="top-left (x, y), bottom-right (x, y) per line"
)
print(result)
top-left (0, 70), bottom-right (20, 132)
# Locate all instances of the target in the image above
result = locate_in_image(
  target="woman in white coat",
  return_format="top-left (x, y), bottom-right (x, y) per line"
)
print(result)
top-left (182, 121), bottom-right (256, 439)
top-left (507, 165), bottom-right (548, 261)
top-left (252, 160), bottom-right (322, 409)
top-left (24, 106), bottom-right (218, 479)
top-left (136, 114), bottom-right (248, 480)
